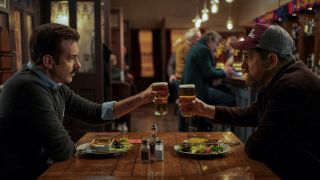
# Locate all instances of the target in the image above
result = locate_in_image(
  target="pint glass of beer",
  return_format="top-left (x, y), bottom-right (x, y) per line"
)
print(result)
top-left (152, 82), bottom-right (169, 115)
top-left (179, 84), bottom-right (196, 117)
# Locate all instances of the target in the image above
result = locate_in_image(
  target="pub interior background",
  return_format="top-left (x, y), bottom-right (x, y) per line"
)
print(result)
top-left (1, 0), bottom-right (319, 142)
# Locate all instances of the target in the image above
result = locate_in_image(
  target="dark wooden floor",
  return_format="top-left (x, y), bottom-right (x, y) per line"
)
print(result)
top-left (130, 102), bottom-right (178, 132)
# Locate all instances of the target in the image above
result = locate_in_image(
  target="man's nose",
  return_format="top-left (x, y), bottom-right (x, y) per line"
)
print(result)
top-left (75, 58), bottom-right (81, 69)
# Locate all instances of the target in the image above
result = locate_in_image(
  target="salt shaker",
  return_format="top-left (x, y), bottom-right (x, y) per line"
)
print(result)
top-left (155, 139), bottom-right (164, 161)
top-left (141, 139), bottom-right (150, 162)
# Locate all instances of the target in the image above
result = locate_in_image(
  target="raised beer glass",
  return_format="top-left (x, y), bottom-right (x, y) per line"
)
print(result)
top-left (179, 84), bottom-right (196, 117)
top-left (152, 82), bottom-right (169, 116)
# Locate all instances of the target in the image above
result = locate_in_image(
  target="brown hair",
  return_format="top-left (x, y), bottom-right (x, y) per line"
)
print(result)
top-left (29, 23), bottom-right (80, 65)
top-left (200, 31), bottom-right (221, 44)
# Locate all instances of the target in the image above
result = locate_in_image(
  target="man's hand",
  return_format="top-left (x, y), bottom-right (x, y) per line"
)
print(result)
top-left (224, 64), bottom-right (236, 77)
top-left (179, 98), bottom-right (215, 119)
top-left (139, 84), bottom-right (157, 105)
top-left (169, 74), bottom-right (177, 82)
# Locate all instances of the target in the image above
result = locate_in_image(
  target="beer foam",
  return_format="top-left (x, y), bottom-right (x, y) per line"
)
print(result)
top-left (179, 84), bottom-right (195, 88)
top-left (153, 82), bottom-right (168, 86)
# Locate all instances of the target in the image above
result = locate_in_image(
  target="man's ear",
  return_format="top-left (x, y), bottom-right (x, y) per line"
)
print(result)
top-left (42, 55), bottom-right (55, 69)
top-left (267, 53), bottom-right (278, 70)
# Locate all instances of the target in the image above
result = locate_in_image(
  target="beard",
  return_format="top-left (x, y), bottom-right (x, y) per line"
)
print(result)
top-left (244, 69), bottom-right (271, 90)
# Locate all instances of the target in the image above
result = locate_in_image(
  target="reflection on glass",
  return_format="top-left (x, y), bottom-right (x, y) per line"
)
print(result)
top-left (14, 10), bottom-right (22, 70)
top-left (51, 1), bottom-right (69, 26)
top-left (77, 1), bottom-right (95, 73)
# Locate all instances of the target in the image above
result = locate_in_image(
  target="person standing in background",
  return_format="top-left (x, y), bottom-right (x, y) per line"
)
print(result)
top-left (175, 28), bottom-right (202, 80)
top-left (167, 38), bottom-right (184, 103)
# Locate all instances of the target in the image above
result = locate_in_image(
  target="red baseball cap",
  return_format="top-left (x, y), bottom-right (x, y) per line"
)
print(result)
top-left (230, 23), bottom-right (295, 55)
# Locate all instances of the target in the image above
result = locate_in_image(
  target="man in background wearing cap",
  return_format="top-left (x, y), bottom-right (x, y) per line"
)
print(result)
top-left (180, 23), bottom-right (320, 178)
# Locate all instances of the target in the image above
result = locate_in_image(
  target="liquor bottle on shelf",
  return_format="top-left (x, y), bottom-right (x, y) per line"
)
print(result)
top-left (304, 18), bottom-right (309, 36)
top-left (291, 23), bottom-right (299, 40)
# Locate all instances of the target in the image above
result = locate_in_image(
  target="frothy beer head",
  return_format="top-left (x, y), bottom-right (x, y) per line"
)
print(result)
top-left (179, 84), bottom-right (195, 96)
top-left (152, 82), bottom-right (168, 95)
top-left (179, 84), bottom-right (195, 88)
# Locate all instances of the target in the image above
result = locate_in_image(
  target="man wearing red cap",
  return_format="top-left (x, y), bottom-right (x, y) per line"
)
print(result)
top-left (180, 23), bottom-right (320, 178)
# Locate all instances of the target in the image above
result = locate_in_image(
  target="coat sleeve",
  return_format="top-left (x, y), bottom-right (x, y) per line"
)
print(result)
top-left (244, 85), bottom-right (307, 160)
top-left (214, 103), bottom-right (260, 127)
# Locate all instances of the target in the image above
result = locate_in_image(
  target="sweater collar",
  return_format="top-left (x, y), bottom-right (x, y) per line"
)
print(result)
top-left (27, 61), bottom-right (62, 90)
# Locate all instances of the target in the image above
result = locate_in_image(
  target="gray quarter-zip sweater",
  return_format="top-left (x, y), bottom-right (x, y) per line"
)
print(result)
top-left (0, 65), bottom-right (102, 178)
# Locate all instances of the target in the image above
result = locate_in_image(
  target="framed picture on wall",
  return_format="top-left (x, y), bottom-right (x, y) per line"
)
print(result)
top-left (0, 0), bottom-right (7, 9)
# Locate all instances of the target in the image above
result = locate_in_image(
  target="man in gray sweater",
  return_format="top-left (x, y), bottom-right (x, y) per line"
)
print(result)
top-left (0, 23), bottom-right (158, 179)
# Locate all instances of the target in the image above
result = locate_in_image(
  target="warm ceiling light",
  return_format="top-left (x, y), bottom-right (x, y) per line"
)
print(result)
top-left (225, 0), bottom-right (234, 3)
top-left (192, 14), bottom-right (202, 28)
top-left (202, 11), bottom-right (209, 21)
top-left (201, 1), bottom-right (209, 21)
top-left (226, 17), bottom-right (233, 30)
top-left (210, 0), bottom-right (218, 14)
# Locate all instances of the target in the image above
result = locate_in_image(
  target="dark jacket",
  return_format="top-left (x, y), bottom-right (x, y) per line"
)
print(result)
top-left (0, 66), bottom-right (102, 178)
top-left (182, 39), bottom-right (226, 103)
top-left (214, 61), bottom-right (320, 178)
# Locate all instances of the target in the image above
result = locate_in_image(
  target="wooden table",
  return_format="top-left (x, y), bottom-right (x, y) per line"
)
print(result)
top-left (40, 132), bottom-right (279, 179)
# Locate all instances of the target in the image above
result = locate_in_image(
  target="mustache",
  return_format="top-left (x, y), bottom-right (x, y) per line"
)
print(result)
top-left (71, 68), bottom-right (78, 74)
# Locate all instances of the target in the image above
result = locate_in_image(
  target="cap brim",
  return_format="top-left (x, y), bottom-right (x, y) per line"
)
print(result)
top-left (230, 40), bottom-right (257, 50)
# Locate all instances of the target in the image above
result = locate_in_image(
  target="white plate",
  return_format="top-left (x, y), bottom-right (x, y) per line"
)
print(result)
top-left (77, 143), bottom-right (128, 156)
top-left (173, 143), bottom-right (230, 158)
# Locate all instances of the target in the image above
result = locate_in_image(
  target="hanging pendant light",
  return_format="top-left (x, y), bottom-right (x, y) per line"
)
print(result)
top-left (210, 0), bottom-right (219, 14)
top-left (225, 0), bottom-right (234, 3)
top-left (226, 16), bottom-right (233, 30)
top-left (201, 1), bottom-right (209, 21)
top-left (193, 14), bottom-right (202, 28)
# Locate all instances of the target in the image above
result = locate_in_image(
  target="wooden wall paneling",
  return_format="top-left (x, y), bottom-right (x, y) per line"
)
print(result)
top-left (0, 27), bottom-right (13, 84)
